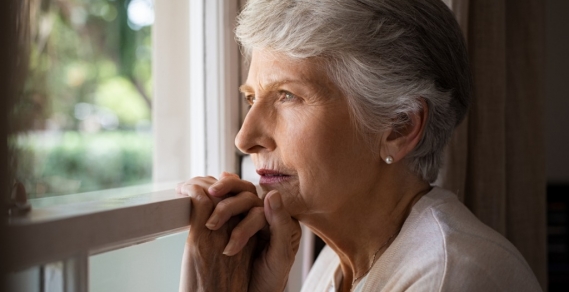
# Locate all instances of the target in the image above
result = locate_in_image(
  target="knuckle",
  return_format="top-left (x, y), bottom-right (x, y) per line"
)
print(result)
top-left (184, 184), bottom-right (202, 193)
top-left (215, 199), bottom-right (230, 212)
top-left (220, 175), bottom-right (239, 185)
top-left (195, 194), bottom-right (211, 205)
top-left (179, 185), bottom-right (191, 194)
top-left (188, 188), bottom-right (213, 207)
top-left (249, 206), bottom-right (265, 216)
top-left (186, 177), bottom-right (202, 184)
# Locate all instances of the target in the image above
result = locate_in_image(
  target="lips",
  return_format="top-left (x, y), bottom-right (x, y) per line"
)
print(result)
top-left (257, 169), bottom-right (292, 184)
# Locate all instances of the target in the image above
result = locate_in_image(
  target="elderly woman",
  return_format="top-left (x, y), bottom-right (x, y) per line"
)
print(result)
top-left (177, 0), bottom-right (542, 291)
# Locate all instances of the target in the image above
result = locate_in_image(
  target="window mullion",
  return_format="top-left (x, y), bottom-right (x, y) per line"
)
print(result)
top-left (204, 0), bottom-right (240, 176)
top-left (153, 0), bottom-right (196, 182)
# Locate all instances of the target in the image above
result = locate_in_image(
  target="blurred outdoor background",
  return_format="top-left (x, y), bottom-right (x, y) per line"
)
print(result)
top-left (12, 0), bottom-right (154, 198)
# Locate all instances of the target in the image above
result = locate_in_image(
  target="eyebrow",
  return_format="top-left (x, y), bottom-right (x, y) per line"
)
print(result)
top-left (238, 79), bottom-right (309, 94)
top-left (238, 84), bottom-right (254, 93)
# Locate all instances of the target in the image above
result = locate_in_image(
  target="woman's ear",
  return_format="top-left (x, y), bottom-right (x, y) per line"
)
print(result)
top-left (380, 98), bottom-right (429, 164)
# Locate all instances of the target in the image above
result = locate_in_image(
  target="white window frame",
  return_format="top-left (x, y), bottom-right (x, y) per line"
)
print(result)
top-left (5, 1), bottom-right (311, 291)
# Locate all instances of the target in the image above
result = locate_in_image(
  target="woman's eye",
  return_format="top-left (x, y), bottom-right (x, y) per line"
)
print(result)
top-left (245, 95), bottom-right (256, 105)
top-left (279, 91), bottom-right (298, 102)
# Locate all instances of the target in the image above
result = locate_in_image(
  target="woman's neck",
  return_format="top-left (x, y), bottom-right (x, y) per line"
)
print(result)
top-left (300, 170), bottom-right (431, 292)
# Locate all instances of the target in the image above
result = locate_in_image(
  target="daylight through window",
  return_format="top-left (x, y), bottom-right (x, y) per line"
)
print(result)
top-left (13, 0), bottom-right (154, 198)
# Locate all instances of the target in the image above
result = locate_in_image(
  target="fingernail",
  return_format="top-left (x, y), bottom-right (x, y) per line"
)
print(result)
top-left (205, 215), bottom-right (218, 229)
top-left (268, 192), bottom-right (281, 210)
top-left (209, 185), bottom-right (219, 195)
top-left (223, 241), bottom-right (238, 256)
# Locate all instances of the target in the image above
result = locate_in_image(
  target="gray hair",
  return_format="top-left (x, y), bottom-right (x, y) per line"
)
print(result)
top-left (236, 0), bottom-right (471, 182)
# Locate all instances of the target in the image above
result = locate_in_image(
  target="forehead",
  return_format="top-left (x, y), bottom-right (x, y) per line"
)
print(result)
top-left (241, 49), bottom-right (331, 92)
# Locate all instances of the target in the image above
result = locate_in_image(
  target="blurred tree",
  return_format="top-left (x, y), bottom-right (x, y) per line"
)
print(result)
top-left (117, 0), bottom-right (152, 109)
top-left (21, 0), bottom-right (152, 131)
top-left (13, 0), bottom-right (154, 198)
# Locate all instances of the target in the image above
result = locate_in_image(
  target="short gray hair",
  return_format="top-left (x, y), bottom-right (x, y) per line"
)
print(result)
top-left (236, 0), bottom-right (471, 182)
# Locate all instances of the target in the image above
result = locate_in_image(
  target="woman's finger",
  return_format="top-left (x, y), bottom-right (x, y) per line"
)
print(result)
top-left (181, 198), bottom-right (256, 292)
top-left (208, 175), bottom-right (257, 197)
top-left (219, 171), bottom-right (240, 179)
top-left (185, 184), bottom-right (215, 231)
top-left (222, 206), bottom-right (267, 256)
top-left (205, 191), bottom-right (263, 230)
top-left (264, 190), bottom-right (302, 260)
top-left (244, 190), bottom-right (301, 292)
top-left (178, 176), bottom-right (225, 205)
top-left (176, 176), bottom-right (217, 195)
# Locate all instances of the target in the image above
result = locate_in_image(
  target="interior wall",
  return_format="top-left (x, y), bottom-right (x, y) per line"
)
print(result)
top-left (545, 0), bottom-right (569, 183)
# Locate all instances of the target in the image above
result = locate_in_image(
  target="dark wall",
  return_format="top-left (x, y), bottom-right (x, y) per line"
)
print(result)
top-left (546, 0), bottom-right (569, 183)
top-left (545, 2), bottom-right (569, 290)
top-left (0, 0), bottom-right (14, 290)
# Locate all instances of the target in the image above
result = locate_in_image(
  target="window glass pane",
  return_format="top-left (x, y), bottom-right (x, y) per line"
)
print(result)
top-left (42, 262), bottom-right (64, 292)
top-left (5, 266), bottom-right (41, 292)
top-left (13, 0), bottom-right (154, 198)
top-left (89, 232), bottom-right (187, 292)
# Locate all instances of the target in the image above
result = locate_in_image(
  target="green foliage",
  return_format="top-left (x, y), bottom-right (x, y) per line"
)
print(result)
top-left (15, 131), bottom-right (152, 198)
top-left (12, 0), bottom-right (154, 198)
top-left (95, 76), bottom-right (150, 126)
top-left (21, 0), bottom-right (152, 131)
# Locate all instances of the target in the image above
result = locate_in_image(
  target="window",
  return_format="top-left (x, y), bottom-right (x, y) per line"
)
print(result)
top-left (5, 1), bottom-right (310, 291)
top-left (15, 0), bottom-right (154, 199)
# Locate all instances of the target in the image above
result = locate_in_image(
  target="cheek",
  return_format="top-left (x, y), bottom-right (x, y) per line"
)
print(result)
top-left (277, 110), bottom-right (326, 160)
top-left (278, 109), bottom-right (352, 180)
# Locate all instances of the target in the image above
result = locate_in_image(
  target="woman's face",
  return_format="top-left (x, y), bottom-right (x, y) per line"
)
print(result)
top-left (236, 50), bottom-right (383, 219)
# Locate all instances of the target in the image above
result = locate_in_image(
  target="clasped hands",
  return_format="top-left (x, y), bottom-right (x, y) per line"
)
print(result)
top-left (177, 172), bottom-right (301, 292)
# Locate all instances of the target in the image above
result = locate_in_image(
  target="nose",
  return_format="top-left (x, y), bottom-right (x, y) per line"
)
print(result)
top-left (235, 103), bottom-right (276, 154)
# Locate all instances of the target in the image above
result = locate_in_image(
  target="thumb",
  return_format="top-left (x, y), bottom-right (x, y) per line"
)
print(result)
top-left (264, 191), bottom-right (301, 261)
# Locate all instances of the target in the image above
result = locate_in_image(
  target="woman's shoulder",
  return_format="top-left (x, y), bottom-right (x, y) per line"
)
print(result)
top-left (411, 187), bottom-right (528, 264)
top-left (362, 187), bottom-right (542, 291)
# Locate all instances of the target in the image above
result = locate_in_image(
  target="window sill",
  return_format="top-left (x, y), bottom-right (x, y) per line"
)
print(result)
top-left (5, 182), bottom-right (190, 273)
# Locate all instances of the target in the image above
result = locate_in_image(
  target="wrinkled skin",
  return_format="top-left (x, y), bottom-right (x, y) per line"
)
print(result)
top-left (179, 176), bottom-right (256, 292)
top-left (178, 173), bottom-right (301, 292)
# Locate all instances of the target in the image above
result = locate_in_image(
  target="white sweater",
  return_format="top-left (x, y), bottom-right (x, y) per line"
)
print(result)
top-left (301, 187), bottom-right (542, 292)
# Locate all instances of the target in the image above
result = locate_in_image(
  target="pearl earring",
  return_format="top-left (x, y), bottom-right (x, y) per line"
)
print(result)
top-left (385, 155), bottom-right (394, 164)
